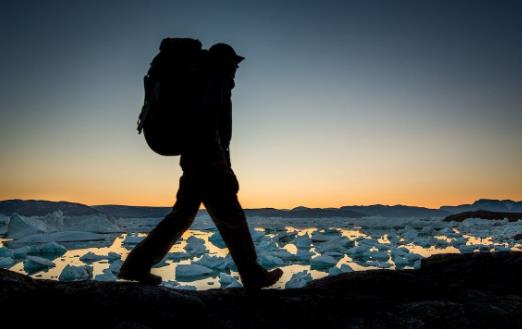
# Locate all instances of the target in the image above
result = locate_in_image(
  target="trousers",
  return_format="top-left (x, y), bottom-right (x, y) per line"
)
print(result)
top-left (121, 166), bottom-right (261, 279)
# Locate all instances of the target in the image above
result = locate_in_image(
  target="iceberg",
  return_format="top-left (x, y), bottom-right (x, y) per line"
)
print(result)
top-left (273, 231), bottom-right (295, 244)
top-left (219, 272), bottom-right (242, 288)
top-left (23, 255), bottom-right (55, 273)
top-left (315, 236), bottom-right (353, 253)
top-left (7, 214), bottom-right (50, 239)
top-left (59, 264), bottom-right (93, 281)
top-left (0, 214), bottom-right (9, 235)
top-left (0, 257), bottom-right (15, 269)
top-left (28, 242), bottom-right (67, 257)
top-left (166, 251), bottom-right (191, 261)
top-left (15, 231), bottom-right (106, 244)
top-left (0, 246), bottom-right (13, 258)
top-left (294, 248), bottom-right (312, 262)
top-left (184, 236), bottom-right (207, 255)
top-left (494, 245), bottom-right (511, 252)
top-left (175, 264), bottom-right (214, 279)
top-left (311, 230), bottom-right (341, 242)
top-left (209, 232), bottom-right (226, 249)
top-left (347, 245), bottom-right (371, 260)
top-left (60, 214), bottom-right (121, 233)
top-left (123, 234), bottom-right (144, 245)
top-left (258, 253), bottom-right (284, 268)
top-left (94, 268), bottom-right (117, 282)
top-left (80, 251), bottom-right (121, 263)
top-left (256, 237), bottom-right (278, 252)
top-left (368, 250), bottom-right (389, 262)
top-left (285, 270), bottom-right (312, 289)
top-left (270, 248), bottom-right (296, 261)
top-left (109, 259), bottom-right (122, 274)
top-left (12, 246), bottom-right (31, 259)
top-left (161, 280), bottom-right (180, 288)
top-left (249, 229), bottom-right (264, 243)
top-left (310, 255), bottom-right (338, 269)
top-left (174, 285), bottom-right (197, 291)
top-left (328, 263), bottom-right (353, 276)
top-left (193, 254), bottom-right (227, 270)
top-left (107, 252), bottom-right (121, 261)
top-left (294, 234), bottom-right (312, 249)
top-left (458, 244), bottom-right (477, 253)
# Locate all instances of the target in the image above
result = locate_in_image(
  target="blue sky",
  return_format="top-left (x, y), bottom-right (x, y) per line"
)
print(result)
top-left (1, 0), bottom-right (521, 207)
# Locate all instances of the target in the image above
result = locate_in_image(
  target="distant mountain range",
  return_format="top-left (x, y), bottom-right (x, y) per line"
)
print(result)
top-left (1, 198), bottom-right (521, 219)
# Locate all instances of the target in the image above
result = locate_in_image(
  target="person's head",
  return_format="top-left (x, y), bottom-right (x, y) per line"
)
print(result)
top-left (208, 43), bottom-right (244, 79)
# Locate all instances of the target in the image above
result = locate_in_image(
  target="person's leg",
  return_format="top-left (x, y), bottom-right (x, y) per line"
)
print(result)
top-left (119, 173), bottom-right (201, 281)
top-left (201, 169), bottom-right (282, 289)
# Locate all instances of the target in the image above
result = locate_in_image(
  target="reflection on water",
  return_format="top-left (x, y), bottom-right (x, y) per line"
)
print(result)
top-left (1, 224), bottom-right (521, 290)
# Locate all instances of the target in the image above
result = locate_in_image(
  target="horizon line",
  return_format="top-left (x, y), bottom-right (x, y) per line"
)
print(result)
top-left (1, 197), bottom-right (521, 211)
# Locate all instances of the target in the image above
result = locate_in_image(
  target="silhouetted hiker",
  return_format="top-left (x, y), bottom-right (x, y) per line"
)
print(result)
top-left (119, 43), bottom-right (283, 290)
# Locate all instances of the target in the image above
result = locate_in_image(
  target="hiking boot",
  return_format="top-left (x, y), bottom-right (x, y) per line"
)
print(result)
top-left (118, 266), bottom-right (163, 286)
top-left (242, 268), bottom-right (283, 291)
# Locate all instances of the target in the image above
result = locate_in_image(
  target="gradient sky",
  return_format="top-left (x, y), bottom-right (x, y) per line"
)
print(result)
top-left (1, 0), bottom-right (521, 208)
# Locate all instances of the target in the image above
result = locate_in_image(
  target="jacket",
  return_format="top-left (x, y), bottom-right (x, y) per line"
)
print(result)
top-left (180, 67), bottom-right (234, 171)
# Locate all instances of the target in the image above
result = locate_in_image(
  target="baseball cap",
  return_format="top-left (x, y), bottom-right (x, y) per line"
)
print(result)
top-left (208, 43), bottom-right (245, 63)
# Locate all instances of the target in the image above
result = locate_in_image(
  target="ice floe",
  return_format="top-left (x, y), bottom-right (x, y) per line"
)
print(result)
top-left (94, 268), bottom-right (118, 282)
top-left (184, 236), bottom-right (207, 256)
top-left (192, 254), bottom-right (228, 270)
top-left (209, 232), bottom-right (226, 249)
top-left (23, 256), bottom-right (55, 273)
top-left (7, 214), bottom-right (51, 239)
top-left (15, 231), bottom-right (106, 244)
top-left (80, 251), bottom-right (121, 263)
top-left (28, 242), bottom-right (67, 257)
top-left (0, 246), bottom-right (13, 258)
top-left (328, 264), bottom-right (353, 276)
top-left (109, 259), bottom-right (122, 274)
top-left (310, 255), bottom-right (338, 269)
top-left (219, 272), bottom-right (242, 288)
top-left (285, 270), bottom-right (312, 288)
top-left (122, 234), bottom-right (144, 245)
top-left (175, 264), bottom-right (214, 279)
top-left (294, 233), bottom-right (312, 249)
top-left (59, 264), bottom-right (93, 281)
top-left (0, 257), bottom-right (15, 269)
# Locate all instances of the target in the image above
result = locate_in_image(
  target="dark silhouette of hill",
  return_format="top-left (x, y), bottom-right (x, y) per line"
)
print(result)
top-left (0, 199), bottom-right (101, 217)
top-left (1, 198), bottom-right (521, 219)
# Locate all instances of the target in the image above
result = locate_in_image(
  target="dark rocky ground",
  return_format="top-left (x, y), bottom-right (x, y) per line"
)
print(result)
top-left (1, 252), bottom-right (521, 329)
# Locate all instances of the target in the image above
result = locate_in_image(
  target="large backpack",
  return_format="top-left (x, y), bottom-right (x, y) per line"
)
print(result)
top-left (137, 38), bottom-right (208, 156)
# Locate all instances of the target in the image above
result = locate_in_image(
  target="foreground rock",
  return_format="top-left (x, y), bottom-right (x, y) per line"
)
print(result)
top-left (1, 252), bottom-right (521, 329)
